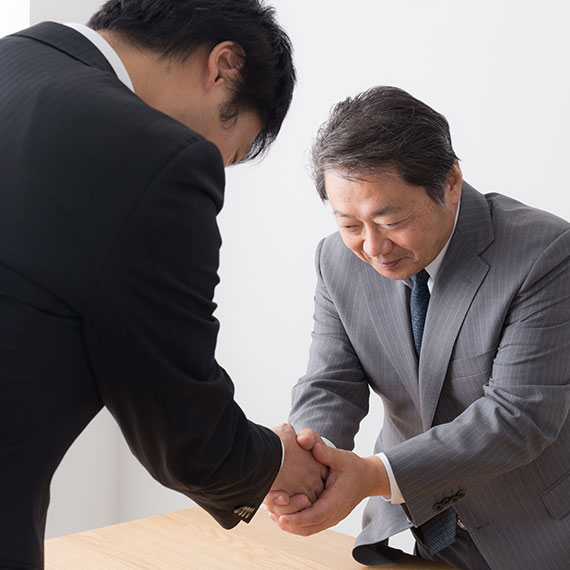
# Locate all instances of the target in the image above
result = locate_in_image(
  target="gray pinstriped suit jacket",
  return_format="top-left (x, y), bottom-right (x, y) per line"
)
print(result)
top-left (289, 183), bottom-right (570, 569)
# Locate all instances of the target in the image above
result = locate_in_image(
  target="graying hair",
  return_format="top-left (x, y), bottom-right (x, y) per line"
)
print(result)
top-left (311, 86), bottom-right (459, 203)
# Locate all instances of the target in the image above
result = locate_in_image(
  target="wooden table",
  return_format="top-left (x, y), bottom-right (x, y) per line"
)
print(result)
top-left (45, 507), bottom-right (453, 569)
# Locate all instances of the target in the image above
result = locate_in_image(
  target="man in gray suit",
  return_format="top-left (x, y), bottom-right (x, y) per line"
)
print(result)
top-left (265, 86), bottom-right (570, 570)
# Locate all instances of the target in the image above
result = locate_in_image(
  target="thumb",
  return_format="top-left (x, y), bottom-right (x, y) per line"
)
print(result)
top-left (312, 442), bottom-right (342, 469)
top-left (296, 431), bottom-right (317, 451)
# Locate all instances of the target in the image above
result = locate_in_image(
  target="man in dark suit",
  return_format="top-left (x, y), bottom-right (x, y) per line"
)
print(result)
top-left (0, 2), bottom-right (326, 569)
top-left (265, 86), bottom-right (570, 570)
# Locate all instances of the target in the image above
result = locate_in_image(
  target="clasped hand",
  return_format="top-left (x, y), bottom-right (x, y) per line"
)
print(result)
top-left (267, 426), bottom-right (389, 536)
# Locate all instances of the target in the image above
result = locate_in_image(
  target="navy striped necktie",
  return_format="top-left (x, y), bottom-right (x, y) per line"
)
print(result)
top-left (409, 268), bottom-right (457, 555)
top-left (410, 269), bottom-right (430, 356)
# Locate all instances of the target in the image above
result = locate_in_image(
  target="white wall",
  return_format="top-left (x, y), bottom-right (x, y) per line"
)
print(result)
top-left (29, 0), bottom-right (102, 25)
top-left (17, 0), bottom-right (570, 555)
top-left (46, 411), bottom-right (121, 538)
top-left (0, 0), bottom-right (29, 37)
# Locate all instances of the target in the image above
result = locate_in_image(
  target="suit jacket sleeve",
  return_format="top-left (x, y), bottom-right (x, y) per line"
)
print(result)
top-left (289, 239), bottom-right (370, 449)
top-left (82, 139), bottom-right (281, 528)
top-left (387, 228), bottom-right (570, 526)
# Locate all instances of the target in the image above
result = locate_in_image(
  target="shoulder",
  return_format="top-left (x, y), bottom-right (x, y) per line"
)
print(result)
top-left (455, 188), bottom-right (570, 297)
top-left (485, 192), bottom-right (570, 267)
top-left (69, 74), bottom-right (220, 167)
top-left (486, 192), bottom-right (569, 239)
top-left (46, 70), bottom-right (225, 207)
top-left (458, 184), bottom-right (569, 269)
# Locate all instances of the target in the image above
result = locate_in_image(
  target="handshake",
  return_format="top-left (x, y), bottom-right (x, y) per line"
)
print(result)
top-left (265, 424), bottom-right (390, 536)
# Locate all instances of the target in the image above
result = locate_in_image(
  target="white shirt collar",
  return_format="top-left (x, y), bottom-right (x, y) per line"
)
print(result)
top-left (64, 23), bottom-right (135, 93)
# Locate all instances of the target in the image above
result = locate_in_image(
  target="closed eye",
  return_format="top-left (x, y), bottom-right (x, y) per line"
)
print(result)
top-left (376, 218), bottom-right (405, 229)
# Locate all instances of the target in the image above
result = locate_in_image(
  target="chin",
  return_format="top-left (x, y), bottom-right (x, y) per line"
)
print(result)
top-left (371, 266), bottom-right (407, 281)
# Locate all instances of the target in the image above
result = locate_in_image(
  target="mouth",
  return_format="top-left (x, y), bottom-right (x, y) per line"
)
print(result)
top-left (372, 258), bottom-right (402, 270)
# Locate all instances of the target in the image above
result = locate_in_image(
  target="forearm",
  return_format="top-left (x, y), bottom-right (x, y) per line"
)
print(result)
top-left (387, 391), bottom-right (570, 525)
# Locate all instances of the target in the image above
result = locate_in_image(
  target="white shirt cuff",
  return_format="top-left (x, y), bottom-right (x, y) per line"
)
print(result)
top-left (378, 452), bottom-right (405, 504)
top-left (321, 437), bottom-right (336, 448)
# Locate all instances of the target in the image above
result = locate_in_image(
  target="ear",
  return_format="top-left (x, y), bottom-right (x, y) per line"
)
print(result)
top-left (204, 41), bottom-right (245, 92)
top-left (446, 160), bottom-right (463, 206)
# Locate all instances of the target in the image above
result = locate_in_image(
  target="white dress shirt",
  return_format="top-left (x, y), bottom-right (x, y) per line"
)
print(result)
top-left (64, 23), bottom-right (134, 92)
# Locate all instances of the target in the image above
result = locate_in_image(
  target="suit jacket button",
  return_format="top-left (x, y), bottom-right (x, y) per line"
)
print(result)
top-left (456, 490), bottom-right (466, 499)
top-left (433, 503), bottom-right (444, 512)
top-left (457, 517), bottom-right (468, 531)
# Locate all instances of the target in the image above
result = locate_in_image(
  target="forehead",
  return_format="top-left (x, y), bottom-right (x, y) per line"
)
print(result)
top-left (324, 169), bottom-right (426, 216)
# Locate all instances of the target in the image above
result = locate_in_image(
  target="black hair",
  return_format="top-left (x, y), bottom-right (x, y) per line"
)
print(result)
top-left (89, 0), bottom-right (295, 160)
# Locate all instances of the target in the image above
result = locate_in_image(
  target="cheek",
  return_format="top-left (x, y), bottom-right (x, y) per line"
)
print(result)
top-left (385, 231), bottom-right (413, 254)
top-left (393, 226), bottom-right (428, 255)
top-left (340, 234), bottom-right (364, 257)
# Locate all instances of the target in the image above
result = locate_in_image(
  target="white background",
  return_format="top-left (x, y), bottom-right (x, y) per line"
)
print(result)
top-left (0, 0), bottom-right (29, 36)
top-left (3, 0), bottom-right (570, 555)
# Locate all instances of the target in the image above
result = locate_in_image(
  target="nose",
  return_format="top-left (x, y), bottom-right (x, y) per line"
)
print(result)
top-left (363, 229), bottom-right (393, 258)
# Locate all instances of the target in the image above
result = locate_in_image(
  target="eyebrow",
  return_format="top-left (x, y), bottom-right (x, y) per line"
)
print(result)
top-left (333, 205), bottom-right (403, 218)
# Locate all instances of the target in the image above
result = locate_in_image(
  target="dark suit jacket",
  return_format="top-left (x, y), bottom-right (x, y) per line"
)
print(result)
top-left (0, 23), bottom-right (281, 570)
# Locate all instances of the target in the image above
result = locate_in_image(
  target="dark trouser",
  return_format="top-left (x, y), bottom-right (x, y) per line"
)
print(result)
top-left (412, 524), bottom-right (492, 570)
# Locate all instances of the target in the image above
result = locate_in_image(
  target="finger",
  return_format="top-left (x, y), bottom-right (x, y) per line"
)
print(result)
top-left (289, 494), bottom-right (312, 510)
top-left (266, 494), bottom-right (312, 515)
top-left (275, 507), bottom-right (333, 536)
top-left (278, 491), bottom-right (333, 528)
top-left (296, 431), bottom-right (317, 451)
top-left (315, 478), bottom-right (325, 501)
top-left (264, 491), bottom-right (289, 508)
top-left (273, 422), bottom-right (295, 438)
top-left (274, 520), bottom-right (329, 537)
top-left (304, 482), bottom-right (322, 505)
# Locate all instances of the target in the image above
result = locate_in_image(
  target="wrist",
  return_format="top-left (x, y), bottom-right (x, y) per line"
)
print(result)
top-left (362, 455), bottom-right (390, 497)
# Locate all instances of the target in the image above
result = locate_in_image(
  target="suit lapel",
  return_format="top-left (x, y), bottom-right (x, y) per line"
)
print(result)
top-left (362, 266), bottom-right (421, 411)
top-left (418, 184), bottom-right (494, 430)
top-left (13, 22), bottom-right (115, 75)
